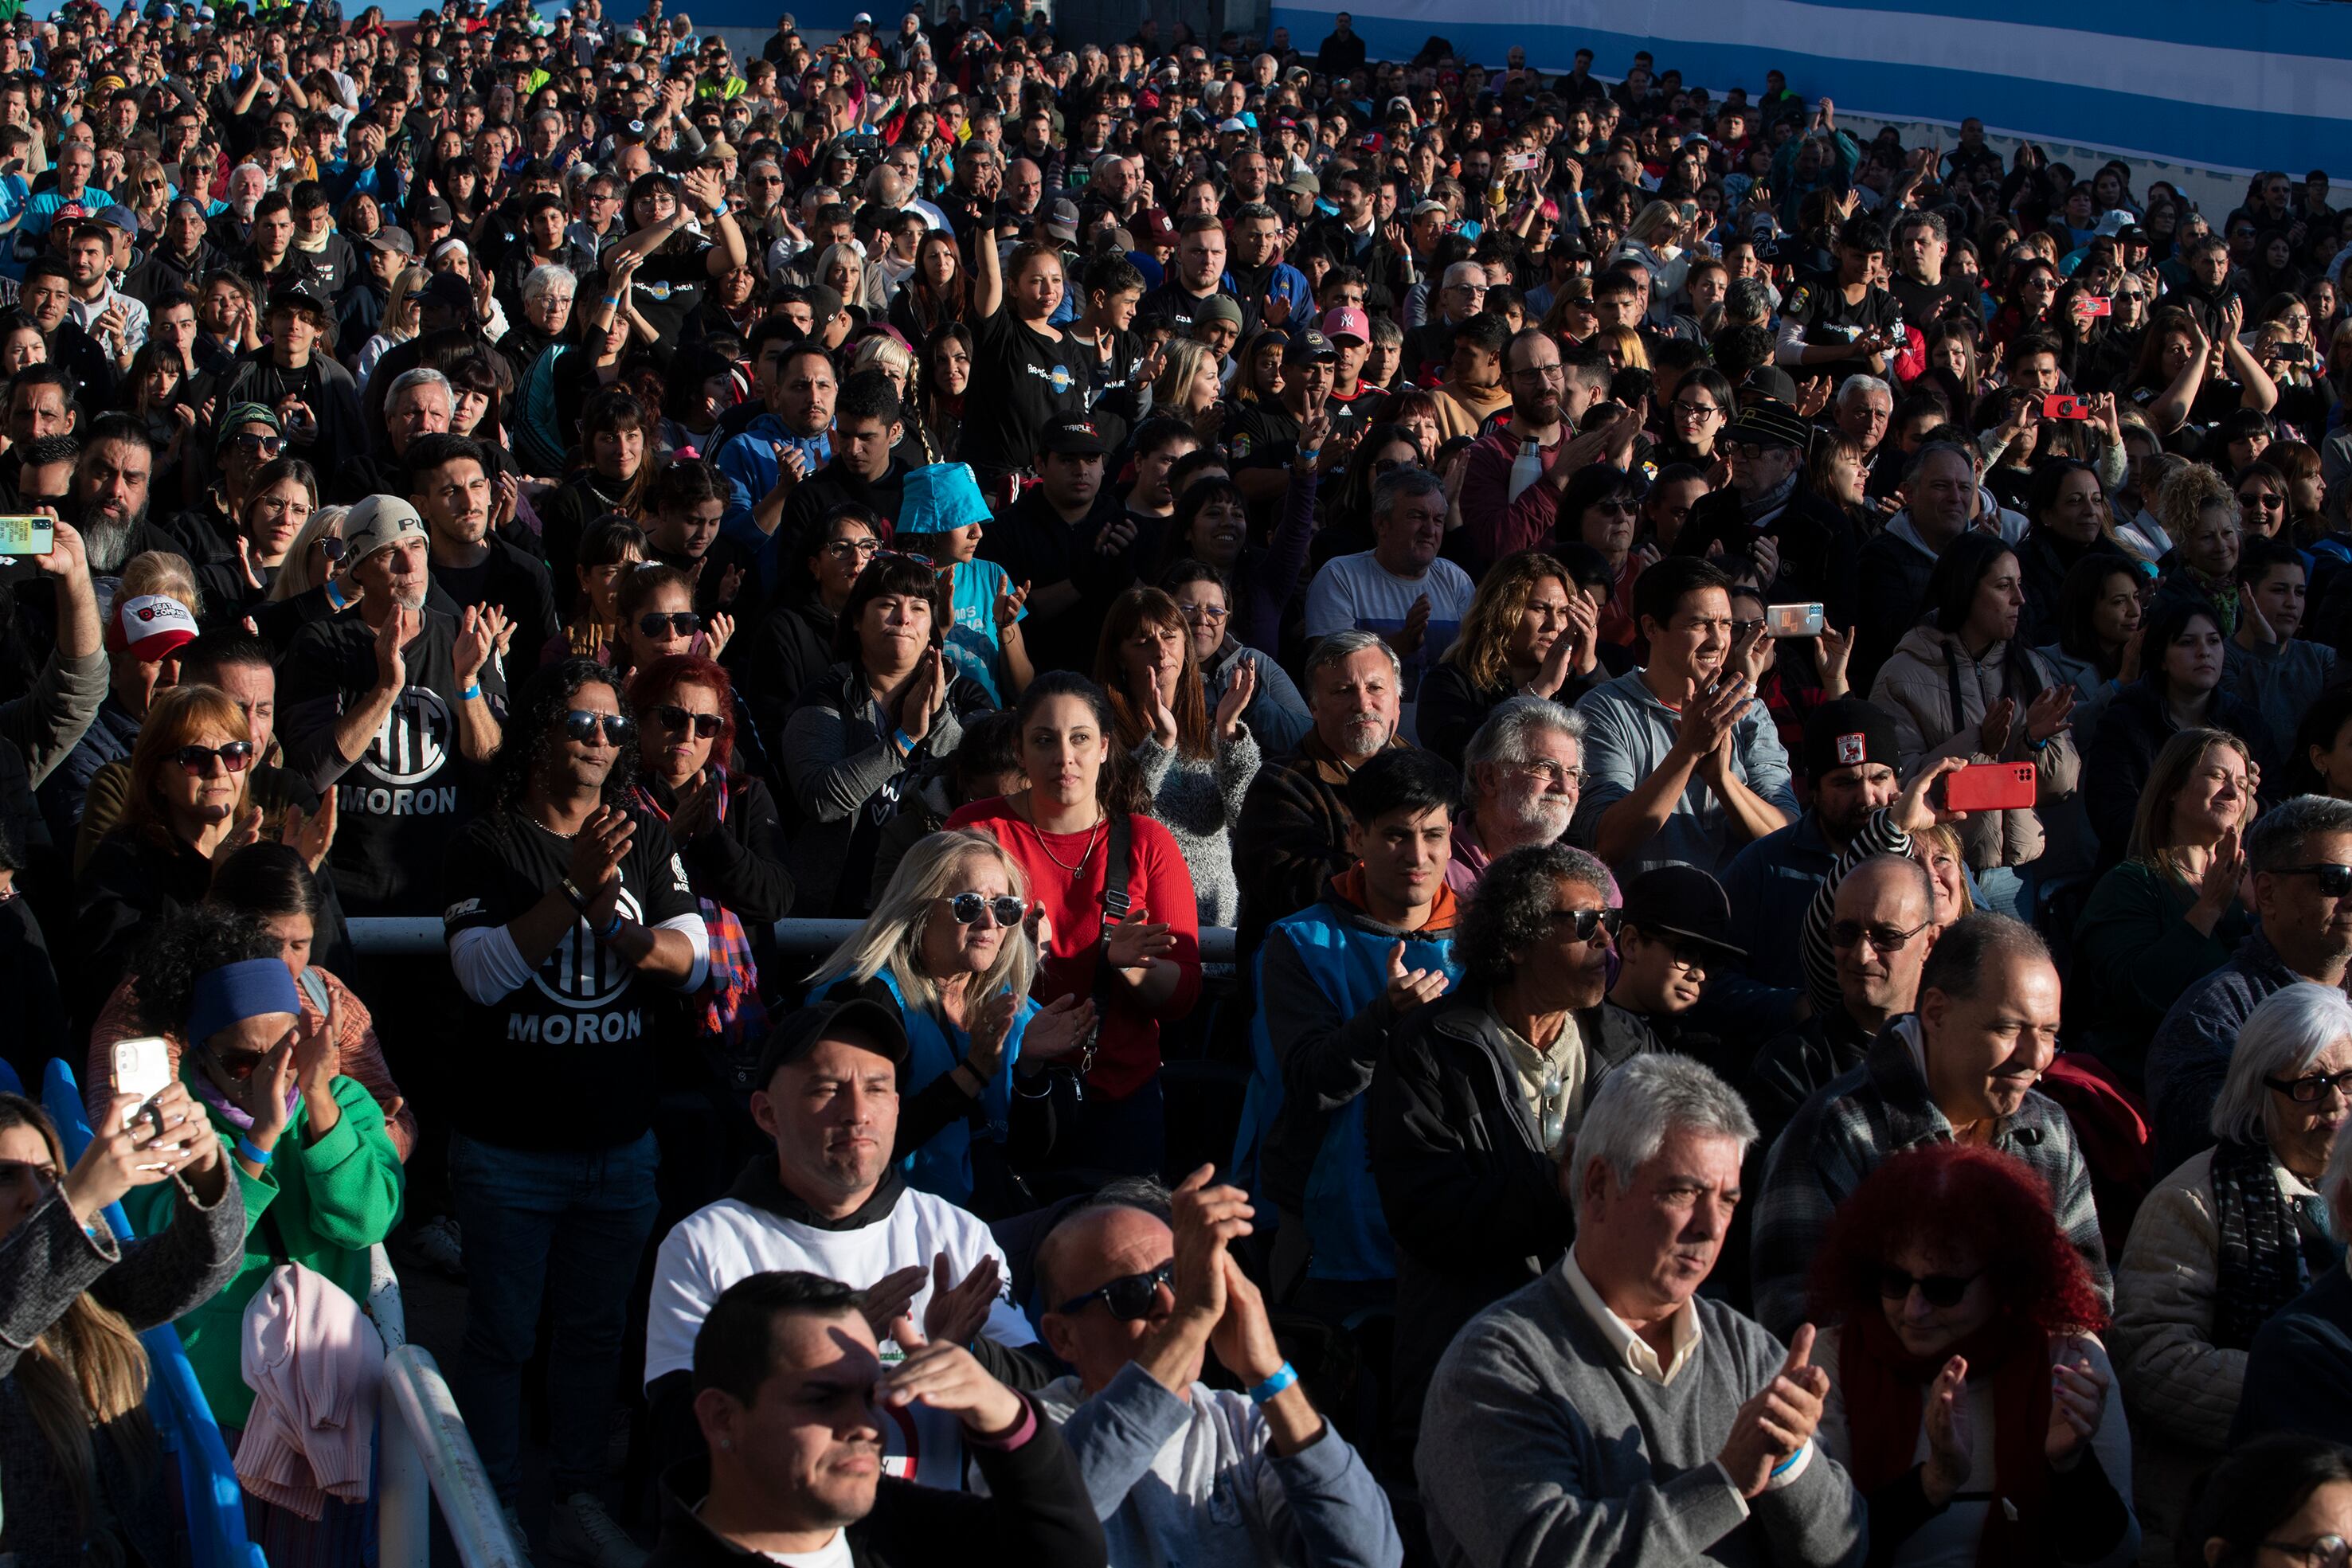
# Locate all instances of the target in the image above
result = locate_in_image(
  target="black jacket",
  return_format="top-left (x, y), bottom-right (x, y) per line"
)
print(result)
top-left (742, 596), bottom-right (838, 749)
top-left (1676, 484), bottom-right (1861, 631)
top-left (2084, 678), bottom-right (2277, 858)
top-left (646, 1419), bottom-right (1106, 1568)
top-left (2016, 526), bottom-right (2130, 650)
top-left (1367, 986), bottom-right (1656, 1452)
top-left (1415, 662), bottom-right (1602, 768)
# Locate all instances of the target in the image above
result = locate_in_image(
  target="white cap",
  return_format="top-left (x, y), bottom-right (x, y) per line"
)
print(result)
top-left (343, 495), bottom-right (428, 562)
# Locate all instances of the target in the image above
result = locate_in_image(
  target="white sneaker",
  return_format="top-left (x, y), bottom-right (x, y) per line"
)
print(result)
top-left (400, 1215), bottom-right (466, 1281)
top-left (549, 1492), bottom-right (645, 1568)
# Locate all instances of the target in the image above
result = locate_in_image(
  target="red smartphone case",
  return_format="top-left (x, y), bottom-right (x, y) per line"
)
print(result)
top-left (1944, 761), bottom-right (2038, 811)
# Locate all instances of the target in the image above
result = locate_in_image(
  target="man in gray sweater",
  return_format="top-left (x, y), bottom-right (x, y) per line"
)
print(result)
top-left (1416, 1056), bottom-right (1866, 1568)
top-left (1025, 1168), bottom-right (1403, 1568)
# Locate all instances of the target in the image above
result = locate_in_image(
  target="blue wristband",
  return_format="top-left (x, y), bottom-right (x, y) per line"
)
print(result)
top-left (1770, 1440), bottom-right (1808, 1478)
top-left (235, 1136), bottom-right (272, 1167)
top-left (461, 682), bottom-right (482, 701)
top-left (894, 727), bottom-right (918, 754)
top-left (598, 911), bottom-right (625, 943)
top-left (1248, 1363), bottom-right (1298, 1404)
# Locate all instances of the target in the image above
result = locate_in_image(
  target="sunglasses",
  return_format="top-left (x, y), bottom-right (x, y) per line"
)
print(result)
top-left (1176, 602), bottom-right (1230, 624)
top-left (175, 740), bottom-right (255, 776)
top-left (1548, 906), bottom-right (1622, 942)
top-left (2276, 862), bottom-right (2352, 897)
top-left (638, 611), bottom-right (702, 639)
top-left (876, 549), bottom-right (933, 568)
top-left (316, 534), bottom-right (346, 562)
top-left (2239, 491), bottom-right (2286, 507)
top-left (2265, 1066), bottom-right (2352, 1105)
top-left (1829, 917), bottom-right (1933, 953)
top-left (562, 710), bottom-right (635, 745)
top-left (651, 702), bottom-right (724, 738)
top-left (1057, 1260), bottom-right (1175, 1320)
top-left (233, 432), bottom-right (285, 456)
top-left (946, 891), bottom-right (1024, 927)
top-left (1878, 1267), bottom-right (1980, 1308)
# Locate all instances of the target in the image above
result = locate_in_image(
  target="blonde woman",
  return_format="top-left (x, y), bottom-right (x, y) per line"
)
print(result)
top-left (357, 265), bottom-right (424, 389)
top-left (1150, 336), bottom-right (1224, 447)
top-left (804, 828), bottom-right (1093, 1211)
top-left (816, 241), bottom-right (869, 321)
top-left (252, 504), bottom-right (351, 653)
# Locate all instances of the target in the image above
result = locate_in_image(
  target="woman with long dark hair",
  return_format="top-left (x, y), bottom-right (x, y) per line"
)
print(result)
top-left (440, 658), bottom-right (706, 1547)
top-left (1869, 532), bottom-right (2080, 914)
top-left (922, 323), bottom-right (973, 463)
top-left (890, 229), bottom-right (969, 342)
top-left (962, 237), bottom-right (1090, 491)
top-left (538, 387), bottom-right (659, 592)
top-left (2176, 1433), bottom-right (2352, 1568)
top-left (945, 671), bottom-right (1200, 1179)
top-left (1810, 1143), bottom-right (2137, 1568)
top-left (2037, 553), bottom-right (2145, 702)
top-left (0, 1085), bottom-right (236, 1568)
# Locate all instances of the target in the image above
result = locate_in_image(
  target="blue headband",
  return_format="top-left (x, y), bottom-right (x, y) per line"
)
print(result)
top-left (187, 959), bottom-right (301, 1046)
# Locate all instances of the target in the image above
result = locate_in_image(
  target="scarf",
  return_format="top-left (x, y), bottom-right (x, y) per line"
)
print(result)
top-left (2212, 1136), bottom-right (2337, 1349)
top-left (1741, 468), bottom-right (1802, 527)
top-left (633, 772), bottom-right (767, 1066)
top-left (1842, 1308), bottom-right (2053, 1568)
top-left (2181, 568), bottom-right (2241, 635)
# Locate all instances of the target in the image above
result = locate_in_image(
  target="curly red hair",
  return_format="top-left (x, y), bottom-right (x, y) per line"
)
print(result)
top-left (1807, 1143), bottom-right (2107, 1338)
top-left (628, 653), bottom-right (736, 774)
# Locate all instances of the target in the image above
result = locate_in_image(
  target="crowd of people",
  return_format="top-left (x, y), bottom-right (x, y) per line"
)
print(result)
top-left (6, 0), bottom-right (2352, 1564)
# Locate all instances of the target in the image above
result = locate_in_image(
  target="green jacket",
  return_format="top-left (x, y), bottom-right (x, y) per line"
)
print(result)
top-left (122, 1074), bottom-right (405, 1426)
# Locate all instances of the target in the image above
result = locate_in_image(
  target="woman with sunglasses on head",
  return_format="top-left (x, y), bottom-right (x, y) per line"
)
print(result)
top-left (625, 655), bottom-right (793, 1117)
top-left (440, 659), bottom-right (707, 1544)
top-left (1808, 1142), bottom-right (2137, 1568)
top-left (109, 901), bottom-right (405, 1561)
top-left (945, 672), bottom-right (1200, 1181)
top-left (250, 504), bottom-right (352, 655)
top-left (0, 1086), bottom-right (237, 1568)
top-left (2113, 985), bottom-right (2352, 1560)
top-left (1162, 560), bottom-right (1312, 757)
top-left (782, 552), bottom-right (996, 919)
top-left (2072, 728), bottom-right (2258, 1087)
top-left (805, 828), bottom-right (1093, 1214)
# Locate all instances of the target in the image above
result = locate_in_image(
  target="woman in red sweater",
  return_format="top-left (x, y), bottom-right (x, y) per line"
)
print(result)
top-left (945, 671), bottom-right (1200, 1179)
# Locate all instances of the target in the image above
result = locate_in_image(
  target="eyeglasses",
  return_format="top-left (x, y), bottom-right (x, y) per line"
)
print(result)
top-left (1514, 759), bottom-right (1587, 788)
top-left (638, 610), bottom-right (702, 639)
top-left (1877, 1267), bottom-right (1981, 1308)
top-left (1547, 906), bottom-right (1622, 943)
top-left (1672, 399), bottom-right (1722, 419)
top-left (1057, 1260), bottom-right (1175, 1320)
top-left (1511, 362), bottom-right (1565, 382)
top-left (946, 891), bottom-right (1024, 927)
top-left (822, 537), bottom-right (882, 560)
top-left (1829, 917), bottom-right (1934, 953)
top-left (2264, 1536), bottom-right (2352, 1568)
top-left (233, 433), bottom-right (285, 456)
top-left (1176, 602), bottom-right (1230, 624)
top-left (2274, 862), bottom-right (2352, 897)
top-left (561, 710), bottom-right (635, 745)
top-left (651, 702), bottom-right (724, 738)
top-left (2264, 1067), bottom-right (2352, 1105)
top-left (174, 740), bottom-right (255, 776)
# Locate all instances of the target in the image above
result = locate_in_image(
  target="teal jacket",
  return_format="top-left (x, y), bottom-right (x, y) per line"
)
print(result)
top-left (123, 1073), bottom-right (405, 1426)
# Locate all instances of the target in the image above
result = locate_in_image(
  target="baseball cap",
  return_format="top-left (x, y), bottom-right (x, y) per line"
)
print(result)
top-left (213, 402), bottom-right (282, 451)
top-left (342, 495), bottom-right (429, 563)
top-left (1743, 366), bottom-right (1802, 405)
top-left (1216, 115), bottom-right (1248, 135)
top-left (413, 194), bottom-right (455, 227)
top-left (421, 271), bottom-right (475, 312)
top-left (1283, 327), bottom-right (1336, 362)
top-left (1409, 198), bottom-right (1450, 220)
top-left (94, 205), bottom-right (139, 234)
top-left (850, 10), bottom-right (873, 22)
top-left (1135, 208), bottom-right (1176, 247)
top-left (107, 593), bottom-right (200, 663)
top-left (268, 277), bottom-right (331, 319)
top-left (1281, 172), bottom-right (1320, 197)
top-left (1043, 197), bottom-right (1079, 241)
top-left (1038, 414), bottom-right (1110, 456)
top-left (1321, 305), bottom-right (1370, 344)
top-left (753, 995), bottom-right (908, 1087)
top-left (806, 283), bottom-right (844, 328)
top-left (621, 25), bottom-right (647, 43)
top-left (366, 225), bottom-right (416, 255)
top-left (1618, 865), bottom-right (1747, 963)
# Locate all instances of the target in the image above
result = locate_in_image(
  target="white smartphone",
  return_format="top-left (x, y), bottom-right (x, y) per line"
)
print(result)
top-left (1767, 602), bottom-right (1826, 639)
top-left (112, 1036), bottom-right (173, 1126)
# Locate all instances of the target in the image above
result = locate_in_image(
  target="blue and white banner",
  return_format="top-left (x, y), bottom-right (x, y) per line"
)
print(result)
top-left (1269, 0), bottom-right (2352, 178)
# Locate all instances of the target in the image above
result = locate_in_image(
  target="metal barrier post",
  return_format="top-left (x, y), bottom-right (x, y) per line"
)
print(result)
top-left (348, 916), bottom-right (1239, 964)
top-left (379, 1344), bottom-right (530, 1568)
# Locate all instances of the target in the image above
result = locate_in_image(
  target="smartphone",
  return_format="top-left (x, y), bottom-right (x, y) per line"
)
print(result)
top-left (2041, 393), bottom-right (2092, 420)
top-left (0, 514), bottom-right (53, 556)
top-left (1505, 151), bottom-right (1540, 174)
top-left (112, 1036), bottom-right (173, 1126)
top-left (1766, 602), bottom-right (1825, 638)
top-left (1944, 761), bottom-right (2038, 812)
top-left (2081, 295), bottom-right (2111, 317)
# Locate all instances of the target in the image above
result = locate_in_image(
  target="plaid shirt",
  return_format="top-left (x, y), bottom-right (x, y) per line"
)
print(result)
top-left (1750, 1019), bottom-right (2112, 1339)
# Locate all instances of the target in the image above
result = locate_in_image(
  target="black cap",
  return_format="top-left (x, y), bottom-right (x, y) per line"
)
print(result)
top-left (268, 276), bottom-right (331, 319)
top-left (1619, 865), bottom-right (1746, 961)
top-left (1802, 698), bottom-right (1900, 781)
top-left (413, 194), bottom-right (455, 227)
top-left (1038, 414), bottom-right (1110, 456)
top-left (753, 994), bottom-right (909, 1088)
top-left (1726, 396), bottom-right (1810, 452)
top-left (1282, 327), bottom-right (1336, 362)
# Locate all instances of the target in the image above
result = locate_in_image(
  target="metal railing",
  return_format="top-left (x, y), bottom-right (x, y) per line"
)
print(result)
top-left (379, 1344), bottom-right (531, 1568)
top-left (350, 916), bottom-right (1239, 964)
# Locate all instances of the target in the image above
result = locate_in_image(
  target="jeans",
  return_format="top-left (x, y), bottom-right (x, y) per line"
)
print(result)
top-left (448, 1128), bottom-right (660, 1502)
top-left (1975, 864), bottom-right (2029, 921)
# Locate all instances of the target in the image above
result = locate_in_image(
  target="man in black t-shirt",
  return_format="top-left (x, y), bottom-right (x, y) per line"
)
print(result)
top-left (1885, 211), bottom-right (1976, 331)
top-left (1138, 213), bottom-right (1254, 340)
top-left (409, 432), bottom-right (561, 657)
top-left (280, 495), bottom-right (507, 917)
top-left (982, 414), bottom-right (1121, 673)
top-left (440, 659), bottom-right (706, 1535)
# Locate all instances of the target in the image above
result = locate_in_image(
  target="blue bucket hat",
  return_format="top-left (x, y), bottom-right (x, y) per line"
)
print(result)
top-left (896, 463), bottom-right (992, 537)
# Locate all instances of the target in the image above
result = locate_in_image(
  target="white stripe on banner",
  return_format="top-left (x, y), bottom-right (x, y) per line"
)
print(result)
top-left (1279, 0), bottom-right (2352, 123)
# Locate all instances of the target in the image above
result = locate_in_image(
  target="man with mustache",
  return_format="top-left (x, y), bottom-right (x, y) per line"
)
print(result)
top-left (647, 996), bottom-right (1054, 1495)
top-left (648, 1269), bottom-right (1101, 1568)
top-left (1446, 697), bottom-right (1584, 893)
top-left (67, 413), bottom-right (179, 578)
top-left (1751, 913), bottom-right (2109, 1339)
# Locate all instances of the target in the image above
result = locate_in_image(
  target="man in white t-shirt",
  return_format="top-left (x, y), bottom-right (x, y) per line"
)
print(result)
top-left (646, 995), bottom-right (1051, 1490)
top-left (1303, 467), bottom-right (1473, 740)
